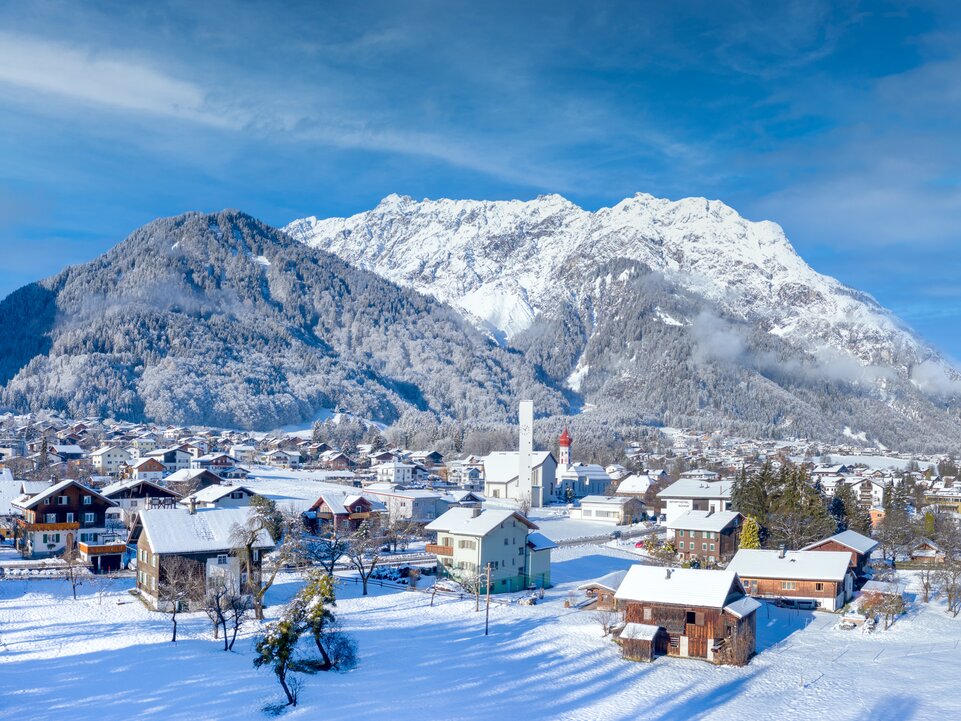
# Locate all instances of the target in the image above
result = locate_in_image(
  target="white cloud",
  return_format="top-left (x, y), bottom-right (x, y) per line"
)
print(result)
top-left (0, 32), bottom-right (227, 126)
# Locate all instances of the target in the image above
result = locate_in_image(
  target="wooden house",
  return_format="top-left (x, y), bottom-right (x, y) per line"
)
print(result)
top-left (305, 492), bottom-right (377, 533)
top-left (727, 548), bottom-right (854, 611)
top-left (910, 537), bottom-right (946, 564)
top-left (613, 565), bottom-right (760, 666)
top-left (801, 529), bottom-right (878, 577)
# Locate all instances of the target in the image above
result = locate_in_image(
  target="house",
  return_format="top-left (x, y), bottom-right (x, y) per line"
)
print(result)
top-left (12, 479), bottom-right (121, 567)
top-left (364, 485), bottom-right (450, 523)
top-left (669, 510), bottom-right (743, 565)
top-left (556, 463), bottom-right (615, 500)
top-left (411, 450), bottom-right (444, 467)
top-left (305, 492), bottom-right (378, 533)
top-left (162, 469), bottom-right (223, 495)
top-left (615, 474), bottom-right (653, 499)
top-left (191, 453), bottom-right (239, 471)
top-left (51, 444), bottom-right (84, 461)
top-left (372, 460), bottom-right (415, 485)
top-left (129, 457), bottom-right (168, 482)
top-left (440, 490), bottom-right (486, 509)
top-left (483, 451), bottom-right (557, 506)
top-left (573, 496), bottom-right (645, 525)
top-left (909, 537), bottom-right (946, 564)
top-left (425, 508), bottom-right (555, 592)
top-left (90, 446), bottom-right (133, 475)
top-left (319, 450), bottom-right (353, 470)
top-left (229, 444), bottom-right (258, 464)
top-left (100, 478), bottom-right (181, 523)
top-left (577, 569), bottom-right (628, 611)
top-left (145, 446), bottom-right (193, 473)
top-left (613, 565), bottom-right (760, 665)
top-left (727, 548), bottom-right (854, 611)
top-left (262, 449), bottom-right (301, 468)
top-left (801, 529), bottom-right (879, 577)
top-left (657, 479), bottom-right (733, 531)
top-left (132, 506), bottom-right (275, 610)
top-left (182, 484), bottom-right (257, 509)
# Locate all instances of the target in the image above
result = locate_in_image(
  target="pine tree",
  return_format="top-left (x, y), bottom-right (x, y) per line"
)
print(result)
top-left (740, 516), bottom-right (761, 549)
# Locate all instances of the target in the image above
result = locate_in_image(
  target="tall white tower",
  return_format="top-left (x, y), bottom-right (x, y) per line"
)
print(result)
top-left (517, 400), bottom-right (537, 508)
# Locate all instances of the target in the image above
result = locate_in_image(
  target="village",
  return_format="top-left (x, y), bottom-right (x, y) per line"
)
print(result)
top-left (1, 404), bottom-right (960, 719)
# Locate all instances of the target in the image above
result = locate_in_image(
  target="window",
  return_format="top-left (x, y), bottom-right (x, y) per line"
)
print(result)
top-left (781, 581), bottom-right (797, 591)
top-left (43, 497), bottom-right (51, 505)
top-left (45, 513), bottom-right (56, 524)
top-left (710, 544), bottom-right (715, 551)
top-left (130, 500), bottom-right (138, 508)
top-left (686, 611), bottom-right (705, 626)
top-left (230, 492), bottom-right (244, 500)
top-left (643, 607), bottom-right (652, 621)
top-left (678, 530), bottom-right (685, 537)
top-left (217, 554), bottom-right (228, 565)
top-left (701, 543), bottom-right (707, 551)
top-left (57, 495), bottom-right (68, 505)
top-left (140, 549), bottom-right (147, 562)
top-left (66, 513), bottom-right (75, 523)
top-left (253, 549), bottom-right (260, 562)
top-left (83, 513), bottom-right (95, 524)
top-left (815, 582), bottom-right (824, 592)
top-left (82, 495), bottom-right (92, 505)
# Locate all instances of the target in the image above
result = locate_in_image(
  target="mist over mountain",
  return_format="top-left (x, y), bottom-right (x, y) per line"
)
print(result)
top-left (0, 210), bottom-right (566, 430)
top-left (287, 193), bottom-right (961, 450)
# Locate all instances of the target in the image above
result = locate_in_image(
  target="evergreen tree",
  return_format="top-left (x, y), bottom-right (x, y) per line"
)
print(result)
top-left (740, 516), bottom-right (762, 549)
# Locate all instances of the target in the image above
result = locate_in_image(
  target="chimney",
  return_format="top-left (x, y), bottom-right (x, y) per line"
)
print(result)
top-left (471, 507), bottom-right (482, 518)
top-left (188, 496), bottom-right (197, 515)
top-left (778, 545), bottom-right (786, 559)
top-left (665, 568), bottom-right (673, 580)
top-left (705, 508), bottom-right (713, 517)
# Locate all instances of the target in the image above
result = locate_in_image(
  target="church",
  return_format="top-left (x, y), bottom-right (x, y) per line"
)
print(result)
top-left (554, 428), bottom-right (614, 501)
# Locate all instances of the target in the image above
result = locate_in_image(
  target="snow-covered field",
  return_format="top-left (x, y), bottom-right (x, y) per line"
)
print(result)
top-left (2, 548), bottom-right (959, 721)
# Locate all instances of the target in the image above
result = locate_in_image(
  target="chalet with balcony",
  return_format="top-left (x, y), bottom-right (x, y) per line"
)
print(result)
top-left (12, 479), bottom-right (119, 563)
top-left (305, 492), bottom-right (378, 533)
top-left (132, 505), bottom-right (274, 610)
top-left (100, 478), bottom-right (181, 524)
top-left (613, 565), bottom-right (760, 666)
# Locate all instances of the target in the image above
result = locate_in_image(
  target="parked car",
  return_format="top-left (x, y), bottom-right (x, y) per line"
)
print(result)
top-left (776, 597), bottom-right (817, 610)
top-left (609, 530), bottom-right (622, 540)
top-left (634, 540), bottom-right (646, 549)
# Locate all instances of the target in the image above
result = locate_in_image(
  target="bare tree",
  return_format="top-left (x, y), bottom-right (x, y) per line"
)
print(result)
top-left (936, 561), bottom-right (961, 618)
top-left (345, 521), bottom-right (382, 596)
top-left (231, 508), bottom-right (302, 619)
top-left (225, 594), bottom-right (253, 651)
top-left (159, 556), bottom-right (204, 642)
top-left (60, 544), bottom-right (87, 600)
top-left (384, 515), bottom-right (418, 554)
top-left (918, 566), bottom-right (938, 604)
top-left (301, 527), bottom-right (350, 576)
top-left (595, 609), bottom-right (619, 637)
top-left (89, 571), bottom-right (120, 606)
top-left (204, 577), bottom-right (231, 649)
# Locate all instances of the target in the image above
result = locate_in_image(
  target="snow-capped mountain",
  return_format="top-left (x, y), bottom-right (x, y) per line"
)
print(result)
top-left (287, 192), bottom-right (961, 449)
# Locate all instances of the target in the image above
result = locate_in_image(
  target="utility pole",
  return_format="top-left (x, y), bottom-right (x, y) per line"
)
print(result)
top-left (484, 562), bottom-right (492, 636)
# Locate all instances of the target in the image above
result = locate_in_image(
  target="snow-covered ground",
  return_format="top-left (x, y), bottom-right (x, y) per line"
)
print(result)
top-left (2, 548), bottom-right (959, 721)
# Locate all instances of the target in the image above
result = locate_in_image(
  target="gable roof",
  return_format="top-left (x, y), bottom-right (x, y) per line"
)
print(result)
top-left (101, 478), bottom-right (177, 498)
top-left (577, 569), bottom-right (628, 593)
top-left (656, 479), bottom-right (733, 500)
top-left (16, 478), bottom-right (115, 509)
top-left (579, 495), bottom-right (634, 506)
top-left (482, 452), bottom-right (554, 485)
top-left (727, 549), bottom-right (852, 582)
top-left (526, 531), bottom-right (557, 552)
top-left (614, 565), bottom-right (742, 608)
top-left (616, 474), bottom-right (652, 495)
top-left (188, 484), bottom-right (255, 503)
top-left (138, 507), bottom-right (274, 554)
top-left (425, 508), bottom-right (538, 536)
top-left (801, 529), bottom-right (878, 556)
top-left (668, 510), bottom-right (741, 532)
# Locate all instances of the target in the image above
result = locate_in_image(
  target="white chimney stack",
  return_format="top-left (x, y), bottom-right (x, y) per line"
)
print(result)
top-left (518, 400), bottom-right (534, 509)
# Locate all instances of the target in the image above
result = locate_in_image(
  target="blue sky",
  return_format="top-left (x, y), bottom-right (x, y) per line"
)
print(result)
top-left (2, 1), bottom-right (961, 356)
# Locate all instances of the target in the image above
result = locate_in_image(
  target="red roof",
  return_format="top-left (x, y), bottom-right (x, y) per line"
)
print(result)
top-left (558, 427), bottom-right (572, 447)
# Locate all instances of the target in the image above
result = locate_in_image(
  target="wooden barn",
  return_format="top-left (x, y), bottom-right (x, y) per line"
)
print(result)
top-left (577, 569), bottom-right (628, 611)
top-left (613, 565), bottom-right (760, 666)
top-left (618, 622), bottom-right (667, 662)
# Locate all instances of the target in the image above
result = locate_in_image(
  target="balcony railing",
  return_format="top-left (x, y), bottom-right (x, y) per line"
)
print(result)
top-left (17, 520), bottom-right (80, 532)
top-left (78, 542), bottom-right (127, 556)
top-left (426, 544), bottom-right (454, 556)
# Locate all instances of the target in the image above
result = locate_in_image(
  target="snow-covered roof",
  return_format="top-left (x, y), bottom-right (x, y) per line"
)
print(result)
top-left (52, 444), bottom-right (83, 454)
top-left (526, 531), bottom-right (557, 552)
top-left (425, 508), bottom-right (537, 536)
top-left (727, 549), bottom-right (851, 582)
top-left (801, 529), bottom-right (878, 556)
top-left (16, 479), bottom-right (114, 509)
top-left (0, 468), bottom-right (12, 482)
top-left (656, 479), bottom-right (733, 500)
top-left (482, 451), bottom-right (554, 485)
top-left (861, 580), bottom-right (903, 596)
top-left (620, 623), bottom-right (661, 641)
top-left (19, 480), bottom-right (50, 495)
top-left (164, 469), bottom-right (216, 483)
top-left (616, 474), bottom-right (652, 495)
top-left (0, 481), bottom-right (24, 515)
top-left (578, 569), bottom-right (628, 592)
top-left (724, 596), bottom-right (762, 619)
top-left (668, 510), bottom-right (741, 532)
top-left (579, 495), bottom-right (633, 507)
top-left (188, 484), bottom-right (254, 503)
top-left (138, 507), bottom-right (274, 554)
top-left (101, 478), bottom-right (171, 497)
top-left (614, 565), bottom-right (740, 609)
top-left (558, 462), bottom-right (611, 480)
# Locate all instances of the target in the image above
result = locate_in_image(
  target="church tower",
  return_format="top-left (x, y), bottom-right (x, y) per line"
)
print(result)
top-left (558, 427), bottom-right (572, 466)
